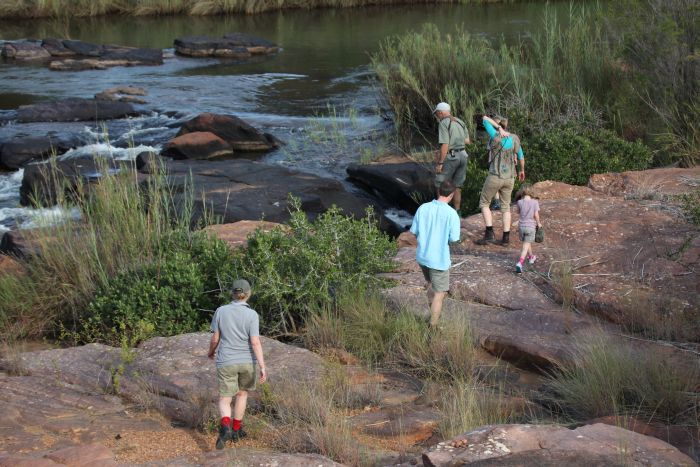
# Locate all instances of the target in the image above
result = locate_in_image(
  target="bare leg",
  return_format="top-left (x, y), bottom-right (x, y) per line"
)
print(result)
top-left (481, 206), bottom-right (493, 227)
top-left (429, 291), bottom-right (447, 326)
top-left (502, 210), bottom-right (511, 233)
top-left (528, 243), bottom-right (533, 257)
top-left (519, 241), bottom-right (530, 261)
top-left (218, 396), bottom-right (232, 419)
top-left (452, 188), bottom-right (462, 212)
top-left (233, 391), bottom-right (248, 421)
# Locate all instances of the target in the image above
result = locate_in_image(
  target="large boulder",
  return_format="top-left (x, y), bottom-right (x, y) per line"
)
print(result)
top-left (17, 98), bottom-right (141, 123)
top-left (422, 424), bottom-right (696, 466)
top-left (1, 40), bottom-right (51, 60)
top-left (94, 86), bottom-right (147, 104)
top-left (347, 153), bottom-right (434, 212)
top-left (176, 113), bottom-right (279, 152)
top-left (161, 131), bottom-right (234, 160)
top-left (202, 220), bottom-right (283, 250)
top-left (0, 134), bottom-right (81, 169)
top-left (174, 33), bottom-right (279, 58)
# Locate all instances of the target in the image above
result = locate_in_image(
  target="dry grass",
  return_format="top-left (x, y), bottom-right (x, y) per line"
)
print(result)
top-left (619, 288), bottom-right (700, 343)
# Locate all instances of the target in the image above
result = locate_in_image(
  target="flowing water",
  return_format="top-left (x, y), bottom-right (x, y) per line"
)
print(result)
top-left (0, 3), bottom-right (571, 230)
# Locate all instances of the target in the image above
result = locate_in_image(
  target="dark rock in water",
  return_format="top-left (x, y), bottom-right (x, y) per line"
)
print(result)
top-left (162, 131), bottom-right (234, 160)
top-left (61, 39), bottom-right (102, 57)
top-left (16, 98), bottom-right (140, 123)
top-left (176, 113), bottom-right (279, 152)
top-left (41, 38), bottom-right (77, 57)
top-left (49, 46), bottom-right (163, 71)
top-left (165, 158), bottom-right (379, 225)
top-left (0, 135), bottom-right (80, 169)
top-left (19, 156), bottom-right (125, 206)
top-left (174, 33), bottom-right (279, 58)
top-left (347, 154), bottom-right (434, 213)
top-left (1, 41), bottom-right (51, 60)
top-left (135, 151), bottom-right (160, 173)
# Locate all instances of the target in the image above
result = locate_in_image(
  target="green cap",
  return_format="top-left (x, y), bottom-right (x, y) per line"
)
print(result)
top-left (232, 279), bottom-right (251, 294)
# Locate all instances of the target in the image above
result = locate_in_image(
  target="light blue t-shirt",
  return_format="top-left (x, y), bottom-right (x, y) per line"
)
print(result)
top-left (409, 200), bottom-right (460, 271)
top-left (484, 119), bottom-right (524, 160)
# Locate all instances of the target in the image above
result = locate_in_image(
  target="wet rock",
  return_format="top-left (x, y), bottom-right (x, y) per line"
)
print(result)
top-left (41, 38), bottom-right (77, 57)
top-left (61, 39), bottom-right (102, 57)
top-left (94, 86), bottom-right (147, 104)
top-left (422, 424), bottom-right (696, 466)
top-left (162, 131), bottom-right (234, 160)
top-left (0, 135), bottom-right (80, 169)
top-left (347, 154), bottom-right (434, 212)
top-left (49, 46), bottom-right (163, 71)
top-left (1, 40), bottom-right (51, 60)
top-left (202, 220), bottom-right (284, 250)
top-left (17, 98), bottom-right (140, 123)
top-left (164, 158), bottom-right (378, 225)
top-left (135, 151), bottom-right (160, 173)
top-left (174, 33), bottom-right (279, 58)
top-left (176, 113), bottom-right (279, 152)
top-left (19, 155), bottom-right (124, 206)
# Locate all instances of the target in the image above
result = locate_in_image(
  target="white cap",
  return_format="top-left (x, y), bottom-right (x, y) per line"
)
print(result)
top-left (433, 102), bottom-right (450, 114)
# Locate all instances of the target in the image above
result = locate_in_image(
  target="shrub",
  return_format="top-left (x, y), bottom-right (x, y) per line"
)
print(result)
top-left (77, 231), bottom-right (232, 345)
top-left (230, 197), bottom-right (396, 336)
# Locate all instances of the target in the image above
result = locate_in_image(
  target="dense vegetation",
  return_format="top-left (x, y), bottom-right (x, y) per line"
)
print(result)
top-left (372, 2), bottom-right (698, 213)
top-left (1, 0), bottom-right (531, 18)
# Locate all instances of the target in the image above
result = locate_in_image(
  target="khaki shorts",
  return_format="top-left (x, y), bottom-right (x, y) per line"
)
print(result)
top-left (435, 150), bottom-right (468, 188)
top-left (420, 265), bottom-right (450, 293)
top-left (217, 363), bottom-right (257, 396)
top-left (479, 175), bottom-right (514, 212)
top-left (519, 226), bottom-right (536, 243)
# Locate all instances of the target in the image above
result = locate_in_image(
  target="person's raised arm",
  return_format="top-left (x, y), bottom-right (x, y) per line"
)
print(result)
top-left (250, 336), bottom-right (267, 383)
top-left (482, 116), bottom-right (508, 138)
top-left (517, 147), bottom-right (525, 181)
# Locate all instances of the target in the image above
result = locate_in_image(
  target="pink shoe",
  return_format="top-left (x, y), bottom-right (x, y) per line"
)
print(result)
top-left (528, 255), bottom-right (537, 265)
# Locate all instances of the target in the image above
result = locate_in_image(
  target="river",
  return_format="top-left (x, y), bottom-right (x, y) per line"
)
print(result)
top-left (0, 3), bottom-right (571, 231)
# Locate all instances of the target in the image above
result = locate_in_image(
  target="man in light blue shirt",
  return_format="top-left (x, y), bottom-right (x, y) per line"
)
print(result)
top-left (410, 180), bottom-right (461, 326)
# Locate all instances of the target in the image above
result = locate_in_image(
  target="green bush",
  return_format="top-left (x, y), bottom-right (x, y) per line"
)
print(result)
top-left (230, 197), bottom-right (396, 336)
top-left (80, 232), bottom-right (233, 345)
top-left (523, 124), bottom-right (653, 185)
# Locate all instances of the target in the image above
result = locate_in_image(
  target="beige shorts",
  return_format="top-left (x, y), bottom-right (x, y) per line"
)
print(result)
top-left (217, 363), bottom-right (257, 396)
top-left (420, 265), bottom-right (450, 293)
top-left (435, 150), bottom-right (468, 188)
top-left (479, 175), bottom-right (514, 212)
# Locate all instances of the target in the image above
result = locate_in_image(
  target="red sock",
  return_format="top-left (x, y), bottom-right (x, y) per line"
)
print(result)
top-left (232, 419), bottom-right (242, 431)
top-left (221, 416), bottom-right (231, 427)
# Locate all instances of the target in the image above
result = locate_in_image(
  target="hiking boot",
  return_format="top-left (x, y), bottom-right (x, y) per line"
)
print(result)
top-left (515, 262), bottom-right (523, 274)
top-left (232, 428), bottom-right (247, 442)
top-left (528, 255), bottom-right (537, 265)
top-left (498, 232), bottom-right (510, 246)
top-left (475, 229), bottom-right (496, 245)
top-left (216, 425), bottom-right (233, 450)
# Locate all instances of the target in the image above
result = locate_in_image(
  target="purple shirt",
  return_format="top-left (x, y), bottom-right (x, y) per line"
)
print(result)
top-left (517, 198), bottom-right (539, 229)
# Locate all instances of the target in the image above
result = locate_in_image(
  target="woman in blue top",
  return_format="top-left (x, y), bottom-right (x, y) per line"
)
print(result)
top-left (475, 115), bottom-right (526, 246)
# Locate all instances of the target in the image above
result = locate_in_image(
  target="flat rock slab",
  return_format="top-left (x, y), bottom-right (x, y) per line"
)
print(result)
top-left (423, 423), bottom-right (696, 466)
top-left (0, 134), bottom-right (82, 169)
top-left (199, 449), bottom-right (342, 466)
top-left (0, 376), bottom-right (163, 456)
top-left (17, 98), bottom-right (141, 123)
top-left (202, 221), bottom-right (284, 250)
top-left (174, 33), bottom-right (279, 58)
top-left (2, 333), bottom-right (327, 426)
top-left (350, 404), bottom-right (440, 446)
top-left (589, 167), bottom-right (700, 198)
top-left (2, 39), bottom-right (163, 71)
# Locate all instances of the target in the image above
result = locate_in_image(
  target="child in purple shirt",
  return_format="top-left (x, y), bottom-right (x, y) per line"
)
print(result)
top-left (515, 185), bottom-right (542, 273)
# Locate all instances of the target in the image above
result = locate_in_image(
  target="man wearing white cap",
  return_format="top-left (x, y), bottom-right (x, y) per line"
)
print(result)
top-left (433, 102), bottom-right (470, 212)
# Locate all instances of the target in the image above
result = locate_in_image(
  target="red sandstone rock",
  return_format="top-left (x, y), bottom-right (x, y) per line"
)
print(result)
top-left (162, 131), bottom-right (234, 160)
top-left (202, 220), bottom-right (283, 250)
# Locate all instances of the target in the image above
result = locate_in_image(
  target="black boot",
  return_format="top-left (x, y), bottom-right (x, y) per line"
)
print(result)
top-left (499, 231), bottom-right (510, 246)
top-left (216, 425), bottom-right (233, 450)
top-left (475, 227), bottom-right (496, 245)
top-left (232, 427), bottom-right (248, 442)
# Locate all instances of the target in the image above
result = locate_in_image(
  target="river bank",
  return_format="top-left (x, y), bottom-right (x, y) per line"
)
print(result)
top-left (1, 0), bottom-right (539, 19)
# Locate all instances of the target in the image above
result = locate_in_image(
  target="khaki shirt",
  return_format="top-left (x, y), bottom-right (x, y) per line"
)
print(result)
top-left (438, 117), bottom-right (468, 151)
